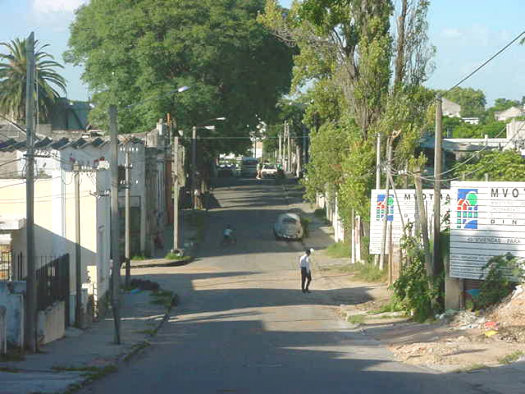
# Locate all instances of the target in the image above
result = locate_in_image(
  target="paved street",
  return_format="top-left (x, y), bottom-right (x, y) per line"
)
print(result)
top-left (82, 178), bottom-right (492, 394)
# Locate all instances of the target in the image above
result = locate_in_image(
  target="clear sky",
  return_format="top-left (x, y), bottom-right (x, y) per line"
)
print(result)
top-left (1, 0), bottom-right (523, 106)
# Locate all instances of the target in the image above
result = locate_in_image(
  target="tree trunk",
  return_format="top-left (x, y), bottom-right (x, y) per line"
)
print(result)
top-left (394, 0), bottom-right (408, 88)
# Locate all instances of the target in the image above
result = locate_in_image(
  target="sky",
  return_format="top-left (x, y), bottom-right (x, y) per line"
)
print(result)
top-left (0, 0), bottom-right (523, 106)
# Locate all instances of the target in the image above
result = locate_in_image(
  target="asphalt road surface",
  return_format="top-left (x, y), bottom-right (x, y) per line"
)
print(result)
top-left (82, 178), bottom-right (492, 394)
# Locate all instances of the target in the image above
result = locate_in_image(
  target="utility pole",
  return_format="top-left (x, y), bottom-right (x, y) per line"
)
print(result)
top-left (74, 162), bottom-right (82, 328)
top-left (172, 136), bottom-right (180, 251)
top-left (287, 122), bottom-right (292, 174)
top-left (379, 137), bottom-right (393, 271)
top-left (415, 168), bottom-right (432, 274)
top-left (433, 96), bottom-right (443, 277)
top-left (374, 133), bottom-right (381, 266)
top-left (283, 122), bottom-right (287, 171)
top-left (375, 133), bottom-right (381, 189)
top-left (191, 125), bottom-right (197, 210)
top-left (109, 105), bottom-right (121, 345)
top-left (278, 132), bottom-right (282, 166)
top-left (124, 148), bottom-right (131, 288)
top-left (25, 32), bottom-right (36, 352)
top-left (295, 143), bottom-right (301, 177)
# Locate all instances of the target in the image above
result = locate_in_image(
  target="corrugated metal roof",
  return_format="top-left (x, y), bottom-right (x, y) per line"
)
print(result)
top-left (0, 136), bottom-right (141, 152)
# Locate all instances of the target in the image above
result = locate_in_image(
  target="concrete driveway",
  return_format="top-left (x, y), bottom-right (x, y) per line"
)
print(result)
top-left (81, 178), bottom-right (493, 394)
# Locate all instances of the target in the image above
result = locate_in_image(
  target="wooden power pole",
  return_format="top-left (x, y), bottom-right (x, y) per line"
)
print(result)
top-left (109, 105), bottom-right (121, 344)
top-left (433, 96), bottom-right (443, 277)
top-left (124, 148), bottom-right (131, 288)
top-left (172, 136), bottom-right (180, 251)
top-left (379, 137), bottom-right (393, 271)
top-left (25, 32), bottom-right (37, 352)
top-left (74, 162), bottom-right (82, 328)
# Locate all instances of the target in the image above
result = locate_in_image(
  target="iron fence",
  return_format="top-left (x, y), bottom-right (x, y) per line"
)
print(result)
top-left (0, 251), bottom-right (23, 281)
top-left (36, 254), bottom-right (70, 323)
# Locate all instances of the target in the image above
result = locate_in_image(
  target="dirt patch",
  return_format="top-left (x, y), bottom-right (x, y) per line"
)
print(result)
top-left (353, 285), bottom-right (525, 372)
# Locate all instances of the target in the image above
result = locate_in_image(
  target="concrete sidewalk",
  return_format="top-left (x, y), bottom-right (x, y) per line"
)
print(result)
top-left (0, 285), bottom-right (172, 393)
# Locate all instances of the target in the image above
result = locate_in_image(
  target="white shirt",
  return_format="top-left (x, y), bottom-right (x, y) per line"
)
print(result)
top-left (299, 254), bottom-right (311, 272)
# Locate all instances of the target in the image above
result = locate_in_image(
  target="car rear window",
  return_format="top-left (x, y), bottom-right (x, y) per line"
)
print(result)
top-left (282, 217), bottom-right (297, 224)
top-left (264, 165), bottom-right (276, 169)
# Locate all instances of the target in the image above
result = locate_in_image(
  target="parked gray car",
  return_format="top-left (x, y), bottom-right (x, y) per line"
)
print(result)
top-left (273, 213), bottom-right (304, 240)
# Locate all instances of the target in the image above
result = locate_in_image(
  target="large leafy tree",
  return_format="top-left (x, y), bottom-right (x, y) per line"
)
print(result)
top-left (261, 0), bottom-right (434, 220)
top-left (0, 38), bottom-right (66, 122)
top-left (65, 0), bottom-right (293, 156)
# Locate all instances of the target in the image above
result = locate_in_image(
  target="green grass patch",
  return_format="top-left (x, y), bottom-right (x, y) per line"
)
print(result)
top-left (0, 349), bottom-right (24, 362)
top-left (324, 262), bottom-right (387, 283)
top-left (300, 216), bottom-right (311, 238)
top-left (498, 351), bottom-right (524, 365)
top-left (347, 314), bottom-right (365, 325)
top-left (368, 300), bottom-right (404, 315)
top-left (123, 341), bottom-right (151, 362)
top-left (164, 252), bottom-right (192, 262)
top-left (354, 263), bottom-right (387, 282)
top-left (313, 208), bottom-right (326, 218)
top-left (453, 363), bottom-right (487, 373)
top-left (325, 242), bottom-right (351, 258)
top-left (134, 329), bottom-right (156, 335)
top-left (131, 254), bottom-right (148, 261)
top-left (0, 366), bottom-right (20, 373)
top-left (63, 365), bottom-right (118, 394)
top-left (149, 289), bottom-right (174, 308)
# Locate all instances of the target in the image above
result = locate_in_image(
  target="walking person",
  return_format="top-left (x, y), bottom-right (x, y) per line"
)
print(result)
top-left (299, 248), bottom-right (312, 293)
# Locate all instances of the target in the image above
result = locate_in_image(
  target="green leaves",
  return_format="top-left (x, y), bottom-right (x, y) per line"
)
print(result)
top-left (455, 150), bottom-right (525, 181)
top-left (66, 0), bottom-right (293, 155)
top-left (0, 38), bottom-right (66, 122)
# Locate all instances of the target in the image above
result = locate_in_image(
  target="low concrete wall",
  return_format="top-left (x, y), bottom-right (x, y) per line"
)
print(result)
top-left (0, 281), bottom-right (25, 348)
top-left (37, 301), bottom-right (65, 345)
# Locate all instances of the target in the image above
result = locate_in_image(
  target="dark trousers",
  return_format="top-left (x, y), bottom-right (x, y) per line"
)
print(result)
top-left (301, 267), bottom-right (312, 291)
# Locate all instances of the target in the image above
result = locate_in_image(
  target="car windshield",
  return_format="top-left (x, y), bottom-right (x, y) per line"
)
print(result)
top-left (282, 217), bottom-right (297, 224)
top-left (264, 165), bottom-right (276, 169)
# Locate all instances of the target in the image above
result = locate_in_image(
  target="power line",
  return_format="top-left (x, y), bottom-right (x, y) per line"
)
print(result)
top-left (447, 30), bottom-right (525, 92)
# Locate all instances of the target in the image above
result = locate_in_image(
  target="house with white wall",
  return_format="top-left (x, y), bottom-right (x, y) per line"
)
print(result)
top-left (442, 98), bottom-right (462, 118)
top-left (495, 106), bottom-right (525, 122)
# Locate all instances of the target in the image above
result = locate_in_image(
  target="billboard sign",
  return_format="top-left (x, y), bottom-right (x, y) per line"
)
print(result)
top-left (450, 182), bottom-right (525, 279)
top-left (369, 189), bottom-right (451, 255)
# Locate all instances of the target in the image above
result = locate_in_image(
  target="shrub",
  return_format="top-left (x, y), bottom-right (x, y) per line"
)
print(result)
top-left (477, 253), bottom-right (524, 309)
top-left (392, 225), bottom-right (443, 322)
top-left (314, 207), bottom-right (326, 218)
top-left (325, 242), bottom-right (350, 258)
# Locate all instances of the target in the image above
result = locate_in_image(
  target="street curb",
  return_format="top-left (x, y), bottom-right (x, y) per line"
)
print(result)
top-left (131, 256), bottom-right (195, 269)
top-left (64, 292), bottom-right (179, 393)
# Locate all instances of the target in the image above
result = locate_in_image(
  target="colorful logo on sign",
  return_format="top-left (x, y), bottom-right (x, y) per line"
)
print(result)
top-left (457, 188), bottom-right (478, 229)
top-left (376, 194), bottom-right (394, 222)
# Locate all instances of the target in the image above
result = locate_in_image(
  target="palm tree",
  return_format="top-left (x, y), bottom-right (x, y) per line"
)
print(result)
top-left (0, 38), bottom-right (66, 123)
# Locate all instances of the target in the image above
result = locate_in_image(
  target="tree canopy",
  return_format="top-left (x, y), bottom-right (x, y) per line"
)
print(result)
top-left (261, 0), bottom-right (435, 222)
top-left (0, 38), bottom-right (66, 122)
top-left (455, 150), bottom-right (525, 181)
top-left (65, 0), bottom-right (293, 155)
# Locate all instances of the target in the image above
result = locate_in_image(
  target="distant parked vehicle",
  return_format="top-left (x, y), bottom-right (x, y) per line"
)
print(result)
top-left (273, 213), bottom-right (304, 240)
top-left (218, 164), bottom-right (233, 177)
top-left (261, 164), bottom-right (278, 178)
top-left (232, 164), bottom-right (241, 177)
top-left (241, 157), bottom-right (258, 177)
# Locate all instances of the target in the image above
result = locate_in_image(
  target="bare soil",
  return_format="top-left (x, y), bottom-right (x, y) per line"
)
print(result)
top-left (331, 265), bottom-right (525, 372)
